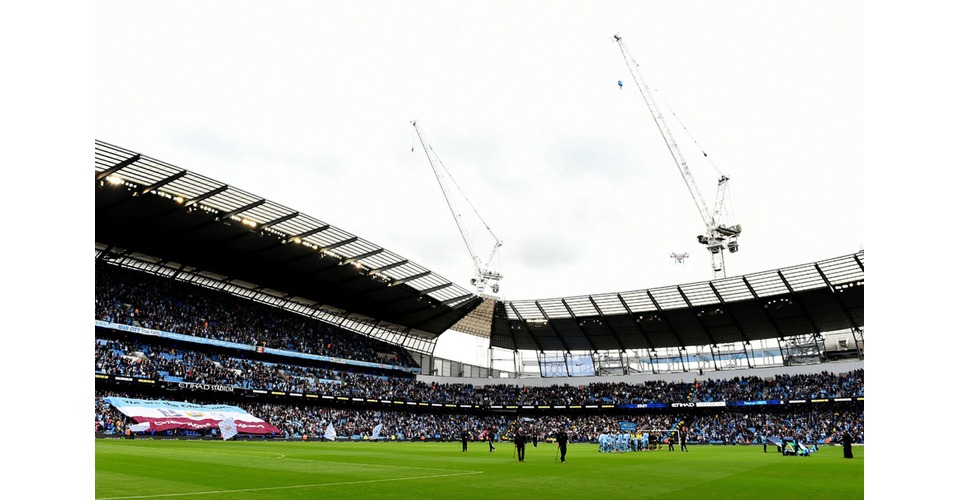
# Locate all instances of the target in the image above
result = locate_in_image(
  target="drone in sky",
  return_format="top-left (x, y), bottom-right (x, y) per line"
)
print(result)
top-left (670, 252), bottom-right (689, 265)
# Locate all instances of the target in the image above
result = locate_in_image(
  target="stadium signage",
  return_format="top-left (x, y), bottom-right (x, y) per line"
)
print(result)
top-left (671, 402), bottom-right (695, 408)
top-left (178, 382), bottom-right (234, 393)
top-left (730, 400), bottom-right (775, 406)
top-left (695, 401), bottom-right (725, 408)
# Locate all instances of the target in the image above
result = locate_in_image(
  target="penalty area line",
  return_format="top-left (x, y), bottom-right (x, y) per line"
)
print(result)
top-left (95, 470), bottom-right (484, 499)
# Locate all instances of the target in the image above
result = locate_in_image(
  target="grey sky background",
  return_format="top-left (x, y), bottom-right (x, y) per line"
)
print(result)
top-left (95, 1), bottom-right (864, 363)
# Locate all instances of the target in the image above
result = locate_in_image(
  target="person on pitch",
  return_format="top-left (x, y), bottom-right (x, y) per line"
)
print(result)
top-left (555, 427), bottom-right (569, 463)
top-left (841, 430), bottom-right (854, 459)
top-left (514, 427), bottom-right (527, 462)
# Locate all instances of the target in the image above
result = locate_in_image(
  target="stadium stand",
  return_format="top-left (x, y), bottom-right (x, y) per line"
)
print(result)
top-left (95, 140), bottom-right (864, 449)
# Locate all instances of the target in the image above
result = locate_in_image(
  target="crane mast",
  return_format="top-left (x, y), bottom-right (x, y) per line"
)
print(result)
top-left (613, 34), bottom-right (741, 279)
top-left (411, 120), bottom-right (503, 295)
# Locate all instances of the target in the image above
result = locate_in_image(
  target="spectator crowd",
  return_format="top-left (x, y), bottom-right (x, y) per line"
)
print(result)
top-left (95, 261), bottom-right (864, 447)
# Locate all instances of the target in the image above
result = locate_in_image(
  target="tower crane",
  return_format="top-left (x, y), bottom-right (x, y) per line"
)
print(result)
top-left (613, 34), bottom-right (742, 279)
top-left (411, 120), bottom-right (503, 295)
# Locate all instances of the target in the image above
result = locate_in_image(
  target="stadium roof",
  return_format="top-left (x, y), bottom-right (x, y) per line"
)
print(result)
top-left (95, 140), bottom-right (483, 341)
top-left (491, 252), bottom-right (863, 352)
top-left (95, 140), bottom-right (863, 354)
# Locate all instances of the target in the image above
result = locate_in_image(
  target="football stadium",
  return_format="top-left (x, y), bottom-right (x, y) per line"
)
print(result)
top-left (91, 3), bottom-right (866, 499)
top-left (94, 136), bottom-right (863, 499)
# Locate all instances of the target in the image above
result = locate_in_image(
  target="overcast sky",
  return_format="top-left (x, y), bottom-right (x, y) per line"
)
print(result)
top-left (94, 1), bottom-right (864, 363)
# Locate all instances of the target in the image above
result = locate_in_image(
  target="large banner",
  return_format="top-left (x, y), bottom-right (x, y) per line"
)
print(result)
top-left (105, 397), bottom-right (282, 435)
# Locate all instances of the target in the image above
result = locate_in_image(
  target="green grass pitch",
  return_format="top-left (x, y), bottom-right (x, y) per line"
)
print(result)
top-left (95, 439), bottom-right (863, 499)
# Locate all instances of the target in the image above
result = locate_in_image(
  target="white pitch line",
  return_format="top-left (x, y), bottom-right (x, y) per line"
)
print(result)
top-left (268, 455), bottom-right (473, 473)
top-left (95, 470), bottom-right (484, 499)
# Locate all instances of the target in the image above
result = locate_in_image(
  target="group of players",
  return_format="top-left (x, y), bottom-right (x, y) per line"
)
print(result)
top-left (597, 427), bottom-right (688, 453)
top-left (460, 423), bottom-right (694, 465)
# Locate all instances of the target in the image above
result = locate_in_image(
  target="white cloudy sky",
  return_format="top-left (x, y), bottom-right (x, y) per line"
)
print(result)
top-left (9, 3), bottom-right (960, 488)
top-left (94, 1), bottom-right (864, 362)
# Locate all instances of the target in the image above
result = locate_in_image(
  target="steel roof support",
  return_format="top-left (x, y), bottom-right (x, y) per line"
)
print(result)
top-left (216, 199), bottom-right (266, 222)
top-left (560, 298), bottom-right (600, 353)
top-left (741, 276), bottom-right (789, 363)
top-left (135, 171), bottom-right (186, 197)
top-left (588, 296), bottom-right (627, 353)
top-left (676, 286), bottom-right (720, 347)
top-left (282, 224), bottom-right (331, 244)
top-left (535, 301), bottom-right (572, 355)
top-left (388, 270), bottom-right (430, 287)
top-left (95, 153), bottom-right (140, 182)
top-left (813, 263), bottom-right (864, 361)
top-left (368, 259), bottom-right (408, 275)
top-left (707, 282), bottom-right (753, 368)
top-left (318, 236), bottom-right (359, 254)
top-left (777, 270), bottom-right (825, 348)
top-left (508, 302), bottom-right (544, 353)
top-left (258, 212), bottom-right (299, 231)
top-left (340, 248), bottom-right (384, 266)
top-left (616, 293), bottom-right (657, 372)
top-left (185, 185), bottom-right (229, 207)
top-left (645, 290), bottom-right (686, 372)
top-left (813, 263), bottom-right (861, 333)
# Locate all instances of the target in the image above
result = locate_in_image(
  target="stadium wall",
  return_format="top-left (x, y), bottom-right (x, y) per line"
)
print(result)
top-left (416, 359), bottom-right (863, 388)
